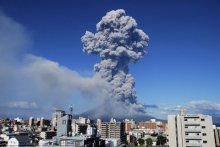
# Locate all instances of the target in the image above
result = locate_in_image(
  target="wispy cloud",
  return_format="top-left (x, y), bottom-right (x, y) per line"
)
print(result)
top-left (143, 104), bottom-right (158, 109)
top-left (0, 11), bottom-right (109, 118)
top-left (187, 100), bottom-right (220, 116)
top-left (188, 100), bottom-right (220, 111)
top-left (7, 101), bottom-right (38, 109)
top-left (146, 100), bottom-right (220, 121)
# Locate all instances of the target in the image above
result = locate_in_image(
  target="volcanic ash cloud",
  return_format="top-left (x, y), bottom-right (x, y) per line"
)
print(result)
top-left (82, 9), bottom-right (149, 115)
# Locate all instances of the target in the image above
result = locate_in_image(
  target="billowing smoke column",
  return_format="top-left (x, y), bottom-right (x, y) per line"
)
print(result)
top-left (82, 9), bottom-right (149, 114)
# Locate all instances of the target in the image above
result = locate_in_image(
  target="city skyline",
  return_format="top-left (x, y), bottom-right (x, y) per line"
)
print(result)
top-left (0, 0), bottom-right (220, 122)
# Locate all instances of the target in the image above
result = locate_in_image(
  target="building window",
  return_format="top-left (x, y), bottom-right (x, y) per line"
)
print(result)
top-left (201, 118), bottom-right (205, 121)
top-left (62, 120), bottom-right (66, 124)
top-left (184, 118), bottom-right (187, 121)
top-left (202, 126), bottom-right (206, 129)
top-left (202, 133), bottom-right (206, 136)
top-left (203, 140), bottom-right (207, 143)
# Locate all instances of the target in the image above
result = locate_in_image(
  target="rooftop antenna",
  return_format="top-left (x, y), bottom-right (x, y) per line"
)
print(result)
top-left (69, 105), bottom-right (73, 117)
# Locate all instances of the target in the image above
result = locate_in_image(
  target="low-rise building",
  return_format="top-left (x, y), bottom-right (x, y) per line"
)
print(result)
top-left (39, 139), bottom-right (56, 146)
top-left (53, 135), bottom-right (105, 146)
top-left (105, 138), bottom-right (121, 147)
top-left (7, 135), bottom-right (31, 147)
top-left (40, 131), bottom-right (56, 139)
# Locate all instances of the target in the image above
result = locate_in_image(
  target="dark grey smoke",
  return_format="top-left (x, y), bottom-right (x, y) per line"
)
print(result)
top-left (82, 9), bottom-right (149, 115)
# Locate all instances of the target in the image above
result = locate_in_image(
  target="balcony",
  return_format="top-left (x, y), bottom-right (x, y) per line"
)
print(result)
top-left (186, 142), bottom-right (202, 147)
top-left (185, 128), bottom-right (201, 133)
top-left (185, 135), bottom-right (202, 140)
top-left (184, 121), bottom-right (200, 125)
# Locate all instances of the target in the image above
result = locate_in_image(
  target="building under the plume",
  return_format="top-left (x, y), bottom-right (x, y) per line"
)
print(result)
top-left (57, 114), bottom-right (72, 137)
top-left (71, 116), bottom-right (94, 136)
top-left (98, 118), bottom-right (126, 143)
top-left (28, 117), bottom-right (34, 126)
top-left (124, 119), bottom-right (135, 134)
top-left (51, 110), bottom-right (65, 128)
top-left (138, 119), bottom-right (167, 134)
top-left (168, 108), bottom-right (215, 147)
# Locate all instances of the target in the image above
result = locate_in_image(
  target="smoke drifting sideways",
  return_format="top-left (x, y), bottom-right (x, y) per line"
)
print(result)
top-left (82, 9), bottom-right (149, 117)
top-left (0, 11), bottom-right (110, 118)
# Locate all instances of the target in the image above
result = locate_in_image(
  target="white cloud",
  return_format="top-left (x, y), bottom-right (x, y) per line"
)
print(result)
top-left (8, 101), bottom-right (38, 109)
top-left (0, 11), bottom-right (110, 118)
top-left (188, 100), bottom-right (220, 111)
top-left (148, 100), bottom-right (220, 120)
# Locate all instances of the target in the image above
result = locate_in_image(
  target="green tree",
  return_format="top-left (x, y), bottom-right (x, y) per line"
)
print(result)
top-left (156, 135), bottom-right (167, 145)
top-left (138, 138), bottom-right (145, 146)
top-left (145, 138), bottom-right (153, 147)
top-left (124, 140), bottom-right (128, 145)
top-left (130, 135), bottom-right (138, 146)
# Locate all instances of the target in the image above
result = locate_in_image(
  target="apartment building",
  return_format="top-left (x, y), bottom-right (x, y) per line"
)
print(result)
top-left (168, 108), bottom-right (215, 147)
top-left (99, 119), bottom-right (126, 142)
top-left (214, 126), bottom-right (220, 147)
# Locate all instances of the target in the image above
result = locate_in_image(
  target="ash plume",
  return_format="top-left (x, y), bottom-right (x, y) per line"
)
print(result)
top-left (82, 9), bottom-right (149, 116)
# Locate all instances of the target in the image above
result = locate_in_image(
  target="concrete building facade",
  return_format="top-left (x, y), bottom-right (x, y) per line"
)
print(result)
top-left (100, 121), bottom-right (126, 142)
top-left (28, 117), bottom-right (34, 126)
top-left (124, 119), bottom-right (135, 133)
top-left (57, 114), bottom-right (72, 137)
top-left (51, 110), bottom-right (65, 128)
top-left (168, 109), bottom-right (215, 147)
top-left (214, 126), bottom-right (220, 147)
top-left (7, 135), bottom-right (31, 147)
top-left (40, 131), bottom-right (56, 139)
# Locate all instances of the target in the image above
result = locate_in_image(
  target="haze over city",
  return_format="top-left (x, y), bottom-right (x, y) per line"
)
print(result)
top-left (0, 0), bottom-right (220, 123)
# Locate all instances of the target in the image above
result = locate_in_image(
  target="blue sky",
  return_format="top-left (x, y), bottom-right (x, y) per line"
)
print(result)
top-left (0, 0), bottom-right (220, 121)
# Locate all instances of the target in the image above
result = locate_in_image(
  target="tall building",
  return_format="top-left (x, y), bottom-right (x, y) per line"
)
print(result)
top-left (28, 117), bottom-right (34, 126)
top-left (214, 125), bottom-right (220, 147)
top-left (51, 110), bottom-right (65, 128)
top-left (57, 114), bottom-right (72, 137)
top-left (124, 119), bottom-right (135, 133)
top-left (40, 117), bottom-right (44, 127)
top-left (86, 125), bottom-right (97, 136)
top-left (97, 119), bottom-right (101, 130)
top-left (168, 108), bottom-right (215, 147)
top-left (71, 119), bottom-right (78, 136)
top-left (100, 119), bottom-right (126, 142)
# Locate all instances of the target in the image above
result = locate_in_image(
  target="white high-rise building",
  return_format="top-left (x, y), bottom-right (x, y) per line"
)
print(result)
top-left (28, 117), bottom-right (34, 126)
top-left (97, 119), bottom-right (101, 130)
top-left (78, 117), bottom-right (86, 124)
top-left (40, 117), bottom-right (44, 127)
top-left (168, 108), bottom-right (215, 147)
top-left (51, 110), bottom-right (65, 128)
